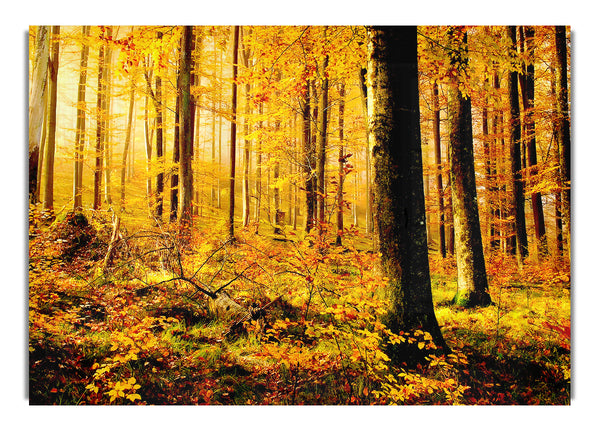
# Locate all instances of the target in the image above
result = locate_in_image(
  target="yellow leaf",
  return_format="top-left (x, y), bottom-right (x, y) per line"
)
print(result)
top-left (126, 393), bottom-right (142, 402)
top-left (418, 342), bottom-right (425, 350)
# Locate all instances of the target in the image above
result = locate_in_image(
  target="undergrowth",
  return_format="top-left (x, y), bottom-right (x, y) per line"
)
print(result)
top-left (29, 210), bottom-right (570, 405)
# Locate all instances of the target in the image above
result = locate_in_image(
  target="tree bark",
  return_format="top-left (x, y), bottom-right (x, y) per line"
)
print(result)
top-left (94, 33), bottom-right (107, 210)
top-left (104, 27), bottom-right (116, 207)
top-left (171, 71), bottom-right (181, 223)
top-left (302, 75), bottom-right (316, 233)
top-left (520, 26), bottom-right (547, 257)
top-left (555, 26), bottom-right (571, 256)
top-left (29, 26), bottom-right (50, 203)
top-left (155, 31), bottom-right (164, 221)
top-left (73, 26), bottom-right (90, 211)
top-left (335, 82), bottom-right (345, 246)
top-left (432, 81), bottom-right (446, 257)
top-left (316, 27), bottom-right (329, 228)
top-left (446, 27), bottom-right (491, 307)
top-left (366, 26), bottom-right (447, 361)
top-left (120, 75), bottom-right (136, 211)
top-left (228, 25), bottom-right (240, 239)
top-left (178, 26), bottom-right (194, 233)
top-left (508, 26), bottom-right (528, 266)
top-left (42, 26), bottom-right (60, 214)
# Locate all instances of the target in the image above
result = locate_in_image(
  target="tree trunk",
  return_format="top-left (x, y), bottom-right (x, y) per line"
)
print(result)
top-left (228, 25), bottom-right (240, 239)
top-left (94, 35), bottom-right (106, 210)
top-left (154, 31), bottom-right (164, 221)
top-left (29, 26), bottom-right (50, 203)
top-left (144, 90), bottom-right (154, 217)
top-left (316, 27), bottom-right (329, 228)
top-left (508, 26), bottom-right (528, 266)
top-left (171, 72), bottom-right (181, 223)
top-left (335, 82), bottom-right (345, 246)
top-left (241, 30), bottom-right (252, 228)
top-left (178, 26), bottom-right (194, 233)
top-left (366, 26), bottom-right (447, 362)
top-left (42, 26), bottom-right (60, 215)
top-left (358, 67), bottom-right (373, 235)
top-left (555, 26), bottom-right (571, 256)
top-left (520, 26), bottom-right (547, 257)
top-left (102, 26), bottom-right (114, 207)
top-left (302, 75), bottom-right (316, 233)
top-left (73, 26), bottom-right (90, 211)
top-left (446, 27), bottom-right (491, 307)
top-left (432, 81), bottom-right (446, 257)
top-left (254, 103), bottom-right (263, 226)
top-left (120, 75), bottom-right (136, 211)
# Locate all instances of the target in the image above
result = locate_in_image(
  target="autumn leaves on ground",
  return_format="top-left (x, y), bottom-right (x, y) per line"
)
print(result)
top-left (28, 25), bottom-right (571, 405)
top-left (29, 210), bottom-right (569, 405)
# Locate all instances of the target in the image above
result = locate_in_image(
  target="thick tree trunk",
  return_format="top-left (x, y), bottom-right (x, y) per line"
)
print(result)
top-left (73, 26), bottom-right (90, 211)
top-left (29, 26), bottom-right (50, 203)
top-left (42, 26), bottom-right (60, 214)
top-left (446, 28), bottom-right (491, 307)
top-left (366, 26), bottom-right (447, 361)
top-left (508, 26), bottom-right (528, 266)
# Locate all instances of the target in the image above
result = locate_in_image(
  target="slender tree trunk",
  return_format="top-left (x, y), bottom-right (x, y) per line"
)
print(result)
top-left (481, 79), bottom-right (498, 252)
top-left (36, 107), bottom-right (48, 204)
top-left (42, 26), bottom-right (60, 214)
top-left (178, 26), bottom-right (194, 232)
top-left (171, 73), bottom-right (181, 222)
top-left (316, 27), bottom-right (329, 229)
top-left (217, 48), bottom-right (224, 211)
top-left (155, 31), bottom-right (164, 220)
top-left (508, 26), bottom-right (528, 266)
top-left (302, 76), bottom-right (316, 232)
top-left (520, 26), bottom-right (547, 257)
top-left (73, 26), bottom-right (90, 211)
top-left (94, 35), bottom-right (106, 210)
top-left (555, 25), bottom-right (571, 256)
top-left (102, 26), bottom-right (114, 206)
top-left (254, 103), bottom-right (263, 227)
top-left (228, 25), bottom-right (240, 239)
top-left (358, 67), bottom-right (373, 235)
top-left (29, 26), bottom-right (50, 203)
top-left (120, 75), bottom-right (135, 211)
top-left (335, 82), bottom-right (345, 246)
top-left (446, 28), bottom-right (491, 307)
top-left (241, 30), bottom-right (252, 228)
top-left (366, 26), bottom-right (447, 361)
top-left (432, 82), bottom-right (446, 257)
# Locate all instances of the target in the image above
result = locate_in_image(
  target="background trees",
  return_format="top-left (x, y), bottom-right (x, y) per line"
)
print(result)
top-left (28, 24), bottom-right (571, 307)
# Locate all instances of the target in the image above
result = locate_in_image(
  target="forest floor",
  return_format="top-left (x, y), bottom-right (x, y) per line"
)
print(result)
top-left (28, 209), bottom-right (570, 405)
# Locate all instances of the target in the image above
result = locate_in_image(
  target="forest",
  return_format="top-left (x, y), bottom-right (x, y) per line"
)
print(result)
top-left (28, 25), bottom-right (571, 406)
